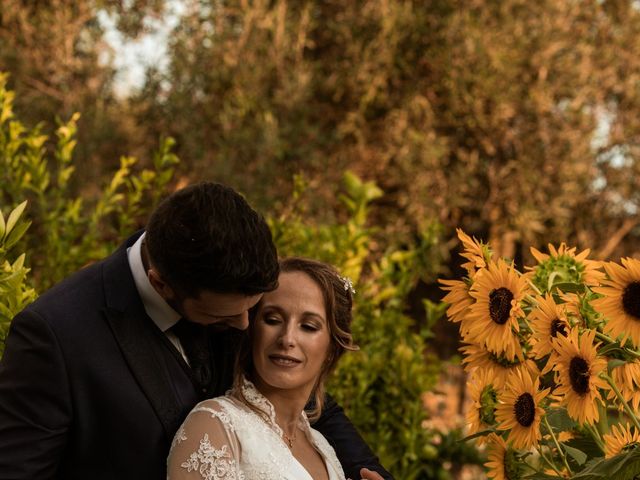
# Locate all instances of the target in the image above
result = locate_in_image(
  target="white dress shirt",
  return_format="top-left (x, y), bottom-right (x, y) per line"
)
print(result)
top-left (127, 232), bottom-right (188, 363)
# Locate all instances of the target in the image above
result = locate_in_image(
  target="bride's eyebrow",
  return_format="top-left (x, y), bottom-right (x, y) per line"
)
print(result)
top-left (259, 304), bottom-right (284, 313)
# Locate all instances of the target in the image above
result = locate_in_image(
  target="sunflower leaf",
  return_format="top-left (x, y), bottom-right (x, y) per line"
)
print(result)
top-left (599, 343), bottom-right (625, 357)
top-left (571, 448), bottom-right (640, 480)
top-left (551, 281), bottom-right (585, 294)
top-left (565, 436), bottom-right (604, 462)
top-left (459, 428), bottom-right (495, 442)
top-left (545, 407), bottom-right (576, 432)
top-left (563, 444), bottom-right (588, 465)
top-left (607, 358), bottom-right (628, 375)
top-left (524, 473), bottom-right (570, 480)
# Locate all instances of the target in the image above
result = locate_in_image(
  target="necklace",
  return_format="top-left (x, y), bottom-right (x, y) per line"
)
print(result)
top-left (282, 429), bottom-right (297, 449)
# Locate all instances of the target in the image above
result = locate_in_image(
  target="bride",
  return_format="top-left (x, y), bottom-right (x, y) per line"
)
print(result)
top-left (167, 257), bottom-right (384, 480)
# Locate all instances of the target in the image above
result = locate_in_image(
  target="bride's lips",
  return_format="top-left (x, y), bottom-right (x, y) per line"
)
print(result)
top-left (268, 354), bottom-right (302, 367)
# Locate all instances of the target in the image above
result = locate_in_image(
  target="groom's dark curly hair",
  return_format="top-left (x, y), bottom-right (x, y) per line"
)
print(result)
top-left (145, 182), bottom-right (279, 297)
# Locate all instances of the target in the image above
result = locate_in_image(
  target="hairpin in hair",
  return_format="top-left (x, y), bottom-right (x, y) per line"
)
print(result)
top-left (338, 275), bottom-right (356, 295)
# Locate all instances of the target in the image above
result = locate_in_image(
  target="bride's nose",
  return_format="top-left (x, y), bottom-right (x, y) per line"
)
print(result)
top-left (277, 322), bottom-right (296, 347)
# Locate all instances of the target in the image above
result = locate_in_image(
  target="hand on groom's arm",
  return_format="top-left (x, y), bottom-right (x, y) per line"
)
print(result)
top-left (360, 467), bottom-right (385, 480)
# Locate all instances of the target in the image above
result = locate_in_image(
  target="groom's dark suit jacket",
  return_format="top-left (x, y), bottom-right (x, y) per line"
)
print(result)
top-left (0, 232), bottom-right (392, 479)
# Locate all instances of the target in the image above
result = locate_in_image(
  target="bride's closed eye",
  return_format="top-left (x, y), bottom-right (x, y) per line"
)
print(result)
top-left (263, 316), bottom-right (282, 325)
top-left (301, 322), bottom-right (321, 332)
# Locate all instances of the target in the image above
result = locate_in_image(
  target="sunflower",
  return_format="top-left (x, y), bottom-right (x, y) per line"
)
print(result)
top-left (466, 259), bottom-right (529, 361)
top-left (485, 434), bottom-right (524, 480)
top-left (439, 278), bottom-right (475, 335)
top-left (550, 328), bottom-right (608, 425)
top-left (495, 369), bottom-right (549, 449)
top-left (457, 228), bottom-right (491, 277)
top-left (530, 243), bottom-right (604, 292)
top-left (461, 343), bottom-right (538, 390)
top-left (607, 360), bottom-right (640, 412)
top-left (466, 369), bottom-right (498, 441)
top-left (603, 423), bottom-right (640, 458)
top-left (530, 294), bottom-right (570, 359)
top-left (593, 257), bottom-right (640, 349)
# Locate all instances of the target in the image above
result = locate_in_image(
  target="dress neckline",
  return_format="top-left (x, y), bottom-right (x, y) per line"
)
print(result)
top-left (234, 376), bottom-right (310, 439)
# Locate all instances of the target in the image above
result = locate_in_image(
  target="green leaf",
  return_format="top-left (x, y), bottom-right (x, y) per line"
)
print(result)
top-left (459, 428), bottom-right (495, 442)
top-left (599, 343), bottom-right (625, 357)
top-left (565, 435), bottom-right (605, 461)
top-left (551, 281), bottom-right (585, 294)
top-left (4, 220), bottom-right (31, 250)
top-left (5, 201), bottom-right (27, 236)
top-left (571, 448), bottom-right (640, 480)
top-left (11, 253), bottom-right (25, 270)
top-left (0, 208), bottom-right (5, 240)
top-left (545, 408), bottom-right (576, 432)
top-left (525, 473), bottom-right (570, 480)
top-left (563, 444), bottom-right (588, 466)
top-left (608, 358), bottom-right (628, 375)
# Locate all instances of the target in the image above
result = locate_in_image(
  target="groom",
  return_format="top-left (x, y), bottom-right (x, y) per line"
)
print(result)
top-left (0, 182), bottom-right (390, 480)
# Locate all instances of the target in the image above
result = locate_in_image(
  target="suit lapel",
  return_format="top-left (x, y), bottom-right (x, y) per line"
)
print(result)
top-left (101, 232), bottom-right (190, 439)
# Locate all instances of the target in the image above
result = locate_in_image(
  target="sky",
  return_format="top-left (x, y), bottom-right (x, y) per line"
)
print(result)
top-left (98, 1), bottom-right (186, 97)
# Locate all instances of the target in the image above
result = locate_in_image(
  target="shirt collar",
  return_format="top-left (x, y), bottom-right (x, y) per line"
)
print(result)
top-left (127, 232), bottom-right (181, 332)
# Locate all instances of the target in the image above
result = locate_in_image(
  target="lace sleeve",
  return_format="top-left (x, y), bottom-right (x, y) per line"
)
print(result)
top-left (167, 400), bottom-right (244, 480)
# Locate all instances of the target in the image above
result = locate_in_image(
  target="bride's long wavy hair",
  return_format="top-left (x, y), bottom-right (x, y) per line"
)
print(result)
top-left (232, 257), bottom-right (359, 422)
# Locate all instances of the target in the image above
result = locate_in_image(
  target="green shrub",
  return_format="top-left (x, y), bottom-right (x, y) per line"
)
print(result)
top-left (0, 72), bottom-right (179, 291)
top-left (0, 201), bottom-right (36, 356)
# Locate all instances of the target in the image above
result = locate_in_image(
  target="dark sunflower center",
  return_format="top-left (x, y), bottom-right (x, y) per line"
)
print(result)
top-left (550, 319), bottom-right (567, 338)
top-left (489, 288), bottom-right (514, 325)
top-left (622, 282), bottom-right (640, 320)
top-left (514, 392), bottom-right (535, 427)
top-left (569, 356), bottom-right (590, 395)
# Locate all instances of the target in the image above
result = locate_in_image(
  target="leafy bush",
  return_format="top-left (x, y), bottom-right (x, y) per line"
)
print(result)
top-left (0, 72), bottom-right (179, 291)
top-left (0, 201), bottom-right (36, 357)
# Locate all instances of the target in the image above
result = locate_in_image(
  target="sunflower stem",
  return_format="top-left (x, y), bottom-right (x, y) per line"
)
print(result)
top-left (597, 402), bottom-right (609, 437)
top-left (594, 332), bottom-right (640, 359)
top-left (537, 445), bottom-right (563, 476)
top-left (524, 294), bottom-right (540, 308)
top-left (527, 280), bottom-right (543, 296)
top-left (543, 416), bottom-right (573, 476)
top-left (601, 373), bottom-right (640, 431)
top-left (583, 422), bottom-right (606, 453)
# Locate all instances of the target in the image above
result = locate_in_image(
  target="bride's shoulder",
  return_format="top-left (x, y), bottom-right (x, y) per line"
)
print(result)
top-left (187, 396), bottom-right (237, 422)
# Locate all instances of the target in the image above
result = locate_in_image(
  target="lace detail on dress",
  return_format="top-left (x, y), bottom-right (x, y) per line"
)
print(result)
top-left (191, 406), bottom-right (236, 432)
top-left (237, 377), bottom-right (312, 439)
top-left (172, 424), bottom-right (188, 448)
top-left (238, 378), bottom-right (282, 436)
top-left (180, 433), bottom-right (245, 480)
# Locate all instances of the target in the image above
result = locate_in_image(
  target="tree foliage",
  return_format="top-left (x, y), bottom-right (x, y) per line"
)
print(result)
top-left (134, 0), bottom-right (640, 262)
top-left (0, 0), bottom-right (165, 178)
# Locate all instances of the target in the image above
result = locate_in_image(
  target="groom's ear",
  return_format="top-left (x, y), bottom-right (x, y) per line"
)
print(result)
top-left (148, 269), bottom-right (175, 300)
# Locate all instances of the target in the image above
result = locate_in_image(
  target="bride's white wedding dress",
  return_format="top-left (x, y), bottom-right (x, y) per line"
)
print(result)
top-left (167, 377), bottom-right (346, 480)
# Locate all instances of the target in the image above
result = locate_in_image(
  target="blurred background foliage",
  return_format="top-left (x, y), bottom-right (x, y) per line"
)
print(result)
top-left (3, 0), bottom-right (640, 477)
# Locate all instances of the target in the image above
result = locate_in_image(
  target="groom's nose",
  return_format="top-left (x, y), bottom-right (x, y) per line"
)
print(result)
top-left (227, 310), bottom-right (250, 330)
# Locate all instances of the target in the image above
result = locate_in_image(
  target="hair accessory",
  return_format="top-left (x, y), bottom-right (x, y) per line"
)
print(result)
top-left (338, 275), bottom-right (356, 295)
